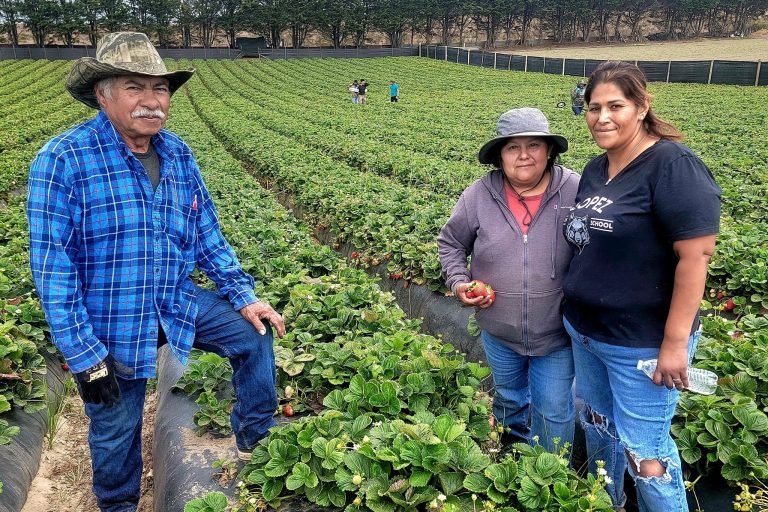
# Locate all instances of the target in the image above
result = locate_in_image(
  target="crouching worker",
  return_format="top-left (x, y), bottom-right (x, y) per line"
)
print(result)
top-left (437, 107), bottom-right (579, 455)
top-left (27, 32), bottom-right (286, 512)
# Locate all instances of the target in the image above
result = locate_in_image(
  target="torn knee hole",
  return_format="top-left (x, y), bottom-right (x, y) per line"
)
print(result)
top-left (625, 452), bottom-right (667, 478)
top-left (584, 407), bottom-right (606, 425)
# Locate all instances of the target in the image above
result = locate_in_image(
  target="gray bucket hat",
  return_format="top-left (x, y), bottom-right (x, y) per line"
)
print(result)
top-left (478, 107), bottom-right (568, 165)
top-left (66, 32), bottom-right (195, 109)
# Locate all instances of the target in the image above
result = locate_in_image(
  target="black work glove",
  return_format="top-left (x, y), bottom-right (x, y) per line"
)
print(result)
top-left (73, 354), bottom-right (121, 406)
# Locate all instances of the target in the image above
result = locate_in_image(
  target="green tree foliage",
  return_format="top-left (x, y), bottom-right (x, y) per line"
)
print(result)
top-left (1, 0), bottom-right (766, 47)
top-left (0, 0), bottom-right (22, 45)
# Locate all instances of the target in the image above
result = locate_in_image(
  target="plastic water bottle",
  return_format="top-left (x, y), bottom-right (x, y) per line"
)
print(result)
top-left (636, 359), bottom-right (718, 395)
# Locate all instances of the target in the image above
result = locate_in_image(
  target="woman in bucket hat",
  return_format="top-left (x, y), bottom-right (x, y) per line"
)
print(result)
top-left (438, 107), bottom-right (579, 454)
top-left (28, 32), bottom-right (285, 511)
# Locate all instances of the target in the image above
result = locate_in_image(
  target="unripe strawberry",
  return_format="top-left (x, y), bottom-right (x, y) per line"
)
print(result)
top-left (284, 386), bottom-right (295, 399)
top-left (352, 474), bottom-right (363, 486)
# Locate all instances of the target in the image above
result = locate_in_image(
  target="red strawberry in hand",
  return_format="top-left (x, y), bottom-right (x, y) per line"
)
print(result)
top-left (465, 280), bottom-right (495, 301)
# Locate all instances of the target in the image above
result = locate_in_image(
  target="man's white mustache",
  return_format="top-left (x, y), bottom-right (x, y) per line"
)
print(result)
top-left (131, 108), bottom-right (166, 119)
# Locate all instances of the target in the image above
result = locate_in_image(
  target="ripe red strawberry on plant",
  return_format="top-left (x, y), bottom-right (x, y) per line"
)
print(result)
top-left (465, 280), bottom-right (495, 301)
top-left (283, 404), bottom-right (294, 417)
top-left (724, 298), bottom-right (736, 311)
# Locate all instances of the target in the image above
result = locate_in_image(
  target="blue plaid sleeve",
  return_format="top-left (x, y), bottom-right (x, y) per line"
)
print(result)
top-left (192, 162), bottom-right (258, 310)
top-left (27, 150), bottom-right (108, 373)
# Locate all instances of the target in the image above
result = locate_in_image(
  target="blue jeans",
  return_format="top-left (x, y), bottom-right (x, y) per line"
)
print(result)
top-left (481, 331), bottom-right (575, 454)
top-left (84, 286), bottom-right (277, 512)
top-left (572, 105), bottom-right (583, 115)
top-left (563, 316), bottom-right (699, 512)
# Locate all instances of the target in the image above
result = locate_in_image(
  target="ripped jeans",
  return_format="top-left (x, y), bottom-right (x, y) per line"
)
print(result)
top-left (563, 316), bottom-right (700, 512)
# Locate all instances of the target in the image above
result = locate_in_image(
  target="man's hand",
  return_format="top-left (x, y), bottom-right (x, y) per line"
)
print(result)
top-left (240, 302), bottom-right (286, 338)
top-left (73, 354), bottom-right (121, 406)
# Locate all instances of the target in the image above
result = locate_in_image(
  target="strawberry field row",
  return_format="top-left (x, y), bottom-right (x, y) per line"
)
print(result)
top-left (186, 59), bottom-right (767, 310)
top-left (225, 55), bottom-right (768, 218)
top-left (0, 61), bottom-right (92, 198)
top-left (210, 60), bottom-right (485, 198)
top-left (187, 60), bottom-right (449, 289)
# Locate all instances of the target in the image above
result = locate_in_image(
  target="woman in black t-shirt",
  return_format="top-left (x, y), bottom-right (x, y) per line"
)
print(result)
top-left (562, 61), bottom-right (720, 512)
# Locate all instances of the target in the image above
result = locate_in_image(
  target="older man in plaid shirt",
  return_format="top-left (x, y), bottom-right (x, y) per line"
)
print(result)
top-left (27, 32), bottom-right (284, 512)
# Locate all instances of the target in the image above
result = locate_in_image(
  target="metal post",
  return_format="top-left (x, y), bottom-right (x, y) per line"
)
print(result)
top-left (445, 45), bottom-right (448, 61)
top-left (543, 56), bottom-right (546, 73)
top-left (756, 61), bottom-right (762, 87)
top-left (494, 52), bottom-right (497, 69)
top-left (666, 61), bottom-right (671, 83)
top-left (562, 59), bottom-right (565, 75)
top-left (467, 49), bottom-right (470, 65)
top-left (524, 55), bottom-right (528, 72)
top-left (583, 59), bottom-right (586, 77)
top-left (707, 60), bottom-right (714, 84)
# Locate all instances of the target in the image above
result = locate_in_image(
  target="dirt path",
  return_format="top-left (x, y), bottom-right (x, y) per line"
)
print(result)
top-left (492, 35), bottom-right (768, 61)
top-left (21, 387), bottom-right (156, 512)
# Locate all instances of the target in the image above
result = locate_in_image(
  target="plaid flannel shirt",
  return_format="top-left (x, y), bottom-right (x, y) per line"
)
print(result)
top-left (28, 111), bottom-right (258, 378)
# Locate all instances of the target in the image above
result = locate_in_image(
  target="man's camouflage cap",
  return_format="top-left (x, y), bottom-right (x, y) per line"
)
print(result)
top-left (66, 31), bottom-right (195, 109)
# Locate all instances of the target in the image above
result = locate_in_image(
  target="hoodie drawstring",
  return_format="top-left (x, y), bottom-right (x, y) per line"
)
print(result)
top-left (551, 188), bottom-right (561, 280)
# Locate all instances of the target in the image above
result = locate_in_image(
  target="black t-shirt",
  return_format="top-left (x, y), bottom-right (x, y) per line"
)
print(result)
top-left (562, 139), bottom-right (721, 347)
top-left (358, 83), bottom-right (367, 95)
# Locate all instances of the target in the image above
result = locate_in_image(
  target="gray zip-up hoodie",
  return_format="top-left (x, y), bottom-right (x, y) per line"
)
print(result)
top-left (437, 165), bottom-right (580, 356)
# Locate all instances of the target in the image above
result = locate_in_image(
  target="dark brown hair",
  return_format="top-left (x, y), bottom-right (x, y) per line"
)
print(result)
top-left (584, 61), bottom-right (683, 141)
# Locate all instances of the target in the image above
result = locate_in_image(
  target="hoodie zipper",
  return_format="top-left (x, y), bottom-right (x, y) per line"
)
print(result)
top-left (485, 169), bottom-right (566, 356)
top-left (522, 233), bottom-right (529, 354)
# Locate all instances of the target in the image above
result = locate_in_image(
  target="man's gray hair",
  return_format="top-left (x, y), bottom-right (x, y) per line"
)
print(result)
top-left (95, 77), bottom-right (118, 104)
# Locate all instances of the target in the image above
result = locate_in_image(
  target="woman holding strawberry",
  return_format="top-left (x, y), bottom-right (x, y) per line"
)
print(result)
top-left (562, 61), bottom-right (721, 512)
top-left (438, 107), bottom-right (579, 454)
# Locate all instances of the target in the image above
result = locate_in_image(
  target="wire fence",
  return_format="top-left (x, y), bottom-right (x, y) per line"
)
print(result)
top-left (251, 47), bottom-right (419, 59)
top-left (420, 45), bottom-right (767, 87)
top-left (0, 46), bottom-right (420, 61)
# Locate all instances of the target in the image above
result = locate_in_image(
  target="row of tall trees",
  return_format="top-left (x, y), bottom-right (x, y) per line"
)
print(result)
top-left (1, 0), bottom-right (765, 48)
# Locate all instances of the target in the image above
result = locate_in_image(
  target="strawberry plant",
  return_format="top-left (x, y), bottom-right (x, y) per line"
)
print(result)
top-left (183, 491), bottom-right (229, 512)
top-left (672, 313), bottom-right (768, 484)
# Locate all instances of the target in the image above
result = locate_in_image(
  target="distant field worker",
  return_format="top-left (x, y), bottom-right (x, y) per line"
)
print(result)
top-left (562, 61), bottom-right (721, 511)
top-left (438, 107), bottom-right (579, 454)
top-left (571, 79), bottom-right (586, 115)
top-left (358, 79), bottom-right (368, 105)
top-left (390, 80), bottom-right (399, 102)
top-left (348, 80), bottom-right (359, 103)
top-left (27, 32), bottom-right (285, 512)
